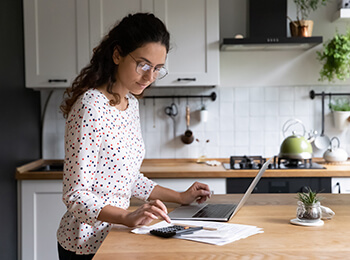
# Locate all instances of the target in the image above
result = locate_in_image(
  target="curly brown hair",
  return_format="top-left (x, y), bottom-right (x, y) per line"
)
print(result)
top-left (60, 13), bottom-right (170, 118)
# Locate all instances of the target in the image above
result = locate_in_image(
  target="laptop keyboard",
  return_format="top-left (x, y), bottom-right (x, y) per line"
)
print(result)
top-left (192, 204), bottom-right (236, 218)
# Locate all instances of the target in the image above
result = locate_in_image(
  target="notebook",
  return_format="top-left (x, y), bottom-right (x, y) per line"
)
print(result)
top-left (168, 158), bottom-right (272, 222)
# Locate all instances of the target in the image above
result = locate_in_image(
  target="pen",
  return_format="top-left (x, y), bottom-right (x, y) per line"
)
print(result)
top-left (173, 223), bottom-right (217, 231)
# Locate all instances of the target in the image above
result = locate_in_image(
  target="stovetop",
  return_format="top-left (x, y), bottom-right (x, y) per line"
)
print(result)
top-left (223, 155), bottom-right (326, 170)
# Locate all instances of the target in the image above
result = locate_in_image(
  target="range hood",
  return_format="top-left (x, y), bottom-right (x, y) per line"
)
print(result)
top-left (221, 0), bottom-right (323, 51)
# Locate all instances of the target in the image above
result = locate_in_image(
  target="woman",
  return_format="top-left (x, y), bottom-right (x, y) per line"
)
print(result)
top-left (57, 13), bottom-right (211, 259)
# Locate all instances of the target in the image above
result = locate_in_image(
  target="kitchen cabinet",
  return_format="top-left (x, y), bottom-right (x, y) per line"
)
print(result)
top-left (23, 0), bottom-right (90, 88)
top-left (84, 0), bottom-right (220, 87)
top-left (18, 180), bottom-right (65, 260)
top-left (152, 0), bottom-right (220, 87)
top-left (88, 0), bottom-right (155, 51)
top-left (23, 0), bottom-right (219, 89)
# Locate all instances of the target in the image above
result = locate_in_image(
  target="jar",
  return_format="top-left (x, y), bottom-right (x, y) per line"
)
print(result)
top-left (297, 201), bottom-right (321, 222)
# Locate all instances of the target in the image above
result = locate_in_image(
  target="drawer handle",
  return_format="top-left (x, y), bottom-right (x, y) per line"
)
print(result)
top-left (177, 78), bottom-right (196, 82)
top-left (48, 79), bottom-right (67, 83)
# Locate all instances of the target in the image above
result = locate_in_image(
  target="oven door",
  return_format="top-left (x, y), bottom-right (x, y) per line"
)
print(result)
top-left (227, 177), bottom-right (331, 193)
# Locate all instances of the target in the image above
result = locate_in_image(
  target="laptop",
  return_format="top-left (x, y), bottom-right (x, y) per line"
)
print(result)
top-left (168, 158), bottom-right (272, 222)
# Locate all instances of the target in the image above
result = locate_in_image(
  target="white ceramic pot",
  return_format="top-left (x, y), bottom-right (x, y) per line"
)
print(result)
top-left (332, 111), bottom-right (350, 131)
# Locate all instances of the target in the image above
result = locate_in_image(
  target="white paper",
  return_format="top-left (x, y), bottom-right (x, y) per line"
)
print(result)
top-left (132, 221), bottom-right (263, 246)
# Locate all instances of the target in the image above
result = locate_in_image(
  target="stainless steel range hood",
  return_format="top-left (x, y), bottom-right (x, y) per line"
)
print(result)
top-left (221, 0), bottom-right (323, 51)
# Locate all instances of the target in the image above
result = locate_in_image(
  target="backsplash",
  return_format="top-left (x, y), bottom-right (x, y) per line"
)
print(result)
top-left (42, 85), bottom-right (350, 160)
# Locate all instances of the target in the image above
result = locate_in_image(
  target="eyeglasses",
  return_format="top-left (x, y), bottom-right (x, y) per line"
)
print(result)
top-left (128, 54), bottom-right (168, 80)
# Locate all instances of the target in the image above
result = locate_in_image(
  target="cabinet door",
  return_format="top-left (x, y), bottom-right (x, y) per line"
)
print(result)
top-left (153, 0), bottom-right (219, 87)
top-left (23, 0), bottom-right (89, 88)
top-left (88, 0), bottom-right (154, 51)
top-left (331, 177), bottom-right (350, 193)
top-left (19, 180), bottom-right (65, 260)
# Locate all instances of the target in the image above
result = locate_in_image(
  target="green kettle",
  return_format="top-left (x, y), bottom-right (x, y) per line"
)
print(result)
top-left (279, 119), bottom-right (313, 160)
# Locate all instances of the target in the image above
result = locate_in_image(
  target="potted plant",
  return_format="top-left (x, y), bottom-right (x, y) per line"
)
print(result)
top-left (317, 30), bottom-right (350, 83)
top-left (296, 187), bottom-right (322, 221)
top-left (290, 0), bottom-right (330, 37)
top-left (329, 97), bottom-right (350, 130)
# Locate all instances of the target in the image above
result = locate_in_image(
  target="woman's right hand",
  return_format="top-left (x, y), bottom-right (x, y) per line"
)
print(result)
top-left (123, 199), bottom-right (171, 227)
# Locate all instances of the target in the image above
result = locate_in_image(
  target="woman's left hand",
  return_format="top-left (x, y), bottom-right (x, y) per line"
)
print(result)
top-left (180, 182), bottom-right (211, 205)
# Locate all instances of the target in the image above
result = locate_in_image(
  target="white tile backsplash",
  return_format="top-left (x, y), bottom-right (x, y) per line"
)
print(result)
top-left (250, 102), bottom-right (265, 116)
top-left (279, 101), bottom-right (294, 116)
top-left (42, 86), bottom-right (350, 160)
top-left (264, 87), bottom-right (279, 101)
top-left (235, 87), bottom-right (249, 102)
top-left (279, 87), bottom-right (295, 101)
top-left (265, 101), bottom-right (279, 116)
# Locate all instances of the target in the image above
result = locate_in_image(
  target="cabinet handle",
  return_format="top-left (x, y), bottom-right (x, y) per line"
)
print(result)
top-left (48, 79), bottom-right (67, 83)
top-left (177, 78), bottom-right (196, 82)
top-left (336, 182), bottom-right (341, 194)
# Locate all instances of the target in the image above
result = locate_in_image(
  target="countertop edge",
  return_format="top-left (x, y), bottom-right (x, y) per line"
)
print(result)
top-left (15, 158), bottom-right (350, 180)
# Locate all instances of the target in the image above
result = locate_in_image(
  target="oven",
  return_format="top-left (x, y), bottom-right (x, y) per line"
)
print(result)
top-left (224, 155), bottom-right (331, 194)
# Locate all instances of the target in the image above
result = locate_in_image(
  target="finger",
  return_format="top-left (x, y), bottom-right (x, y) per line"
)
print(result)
top-left (143, 211), bottom-right (159, 220)
top-left (196, 195), bottom-right (209, 204)
top-left (149, 205), bottom-right (171, 223)
top-left (195, 189), bottom-right (211, 198)
top-left (193, 182), bottom-right (211, 193)
top-left (151, 199), bottom-right (168, 214)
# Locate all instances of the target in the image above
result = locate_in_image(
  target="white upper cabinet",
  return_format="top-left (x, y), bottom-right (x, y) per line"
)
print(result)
top-left (88, 0), bottom-right (154, 51)
top-left (23, 0), bottom-right (219, 88)
top-left (153, 0), bottom-right (220, 87)
top-left (23, 0), bottom-right (90, 88)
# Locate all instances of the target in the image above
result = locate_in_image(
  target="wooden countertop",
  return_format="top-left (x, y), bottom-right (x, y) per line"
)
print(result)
top-left (93, 194), bottom-right (350, 259)
top-left (15, 158), bottom-right (350, 180)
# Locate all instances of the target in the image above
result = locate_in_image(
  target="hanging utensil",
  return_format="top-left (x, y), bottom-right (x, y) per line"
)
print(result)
top-left (181, 104), bottom-right (194, 144)
top-left (314, 92), bottom-right (330, 150)
top-left (199, 97), bottom-right (208, 123)
top-left (164, 102), bottom-right (178, 139)
top-left (153, 97), bottom-right (156, 128)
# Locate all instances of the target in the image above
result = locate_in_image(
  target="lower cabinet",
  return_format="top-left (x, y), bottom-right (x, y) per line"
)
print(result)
top-left (18, 180), bottom-right (65, 260)
top-left (331, 177), bottom-right (350, 193)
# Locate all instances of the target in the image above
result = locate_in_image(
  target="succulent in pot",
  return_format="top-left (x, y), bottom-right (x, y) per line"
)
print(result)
top-left (296, 187), bottom-right (323, 222)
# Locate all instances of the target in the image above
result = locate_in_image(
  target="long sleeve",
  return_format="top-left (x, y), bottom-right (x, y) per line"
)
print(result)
top-left (62, 102), bottom-right (105, 226)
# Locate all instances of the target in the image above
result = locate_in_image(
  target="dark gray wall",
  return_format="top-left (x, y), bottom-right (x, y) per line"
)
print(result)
top-left (0, 0), bottom-right (41, 259)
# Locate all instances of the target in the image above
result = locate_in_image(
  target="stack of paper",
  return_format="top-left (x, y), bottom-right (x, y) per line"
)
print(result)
top-left (132, 221), bottom-right (263, 246)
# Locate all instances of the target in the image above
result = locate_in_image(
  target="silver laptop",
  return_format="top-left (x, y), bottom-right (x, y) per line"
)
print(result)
top-left (168, 158), bottom-right (272, 222)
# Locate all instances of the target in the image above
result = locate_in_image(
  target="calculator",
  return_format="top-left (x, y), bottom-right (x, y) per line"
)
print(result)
top-left (150, 225), bottom-right (203, 238)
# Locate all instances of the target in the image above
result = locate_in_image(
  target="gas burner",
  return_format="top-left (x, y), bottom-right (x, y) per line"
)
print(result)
top-left (283, 159), bottom-right (303, 168)
top-left (230, 155), bottom-right (265, 169)
top-left (274, 156), bottom-right (324, 169)
top-left (224, 155), bottom-right (326, 170)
